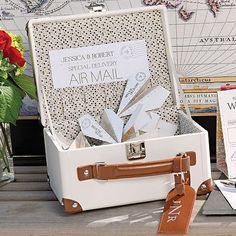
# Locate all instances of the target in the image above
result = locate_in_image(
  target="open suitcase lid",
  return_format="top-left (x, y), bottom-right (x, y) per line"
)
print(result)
top-left (27, 6), bottom-right (180, 140)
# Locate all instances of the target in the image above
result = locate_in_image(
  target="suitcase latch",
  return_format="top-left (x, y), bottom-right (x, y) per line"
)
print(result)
top-left (126, 142), bottom-right (146, 161)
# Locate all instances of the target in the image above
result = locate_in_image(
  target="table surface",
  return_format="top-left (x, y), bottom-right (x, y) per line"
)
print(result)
top-left (0, 165), bottom-right (235, 236)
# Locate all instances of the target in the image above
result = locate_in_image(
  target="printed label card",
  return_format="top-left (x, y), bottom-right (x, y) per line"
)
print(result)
top-left (218, 89), bottom-right (236, 178)
top-left (49, 40), bottom-right (150, 89)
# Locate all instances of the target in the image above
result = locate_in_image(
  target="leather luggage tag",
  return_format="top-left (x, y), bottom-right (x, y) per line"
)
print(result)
top-left (158, 185), bottom-right (196, 234)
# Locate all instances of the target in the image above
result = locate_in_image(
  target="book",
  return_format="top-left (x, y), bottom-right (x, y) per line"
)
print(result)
top-left (179, 77), bottom-right (236, 116)
top-left (181, 83), bottom-right (236, 92)
top-left (180, 77), bottom-right (236, 84)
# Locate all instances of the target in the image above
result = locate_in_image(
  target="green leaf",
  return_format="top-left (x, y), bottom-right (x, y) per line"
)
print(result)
top-left (12, 74), bottom-right (37, 100)
top-left (0, 51), bottom-right (3, 60)
top-left (0, 70), bottom-right (8, 79)
top-left (0, 78), bottom-right (23, 124)
top-left (0, 58), bottom-right (16, 72)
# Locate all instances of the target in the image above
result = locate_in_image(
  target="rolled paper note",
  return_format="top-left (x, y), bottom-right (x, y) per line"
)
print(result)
top-left (101, 109), bottom-right (124, 142)
top-left (118, 73), bottom-right (150, 115)
top-left (79, 114), bottom-right (117, 144)
top-left (120, 86), bottom-right (170, 117)
top-left (69, 132), bottom-right (91, 149)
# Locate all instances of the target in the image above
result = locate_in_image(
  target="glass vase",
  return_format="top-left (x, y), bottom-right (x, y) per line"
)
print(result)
top-left (0, 123), bottom-right (14, 186)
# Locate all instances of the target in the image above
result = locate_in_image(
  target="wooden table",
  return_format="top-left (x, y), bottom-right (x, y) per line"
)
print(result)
top-left (0, 165), bottom-right (235, 236)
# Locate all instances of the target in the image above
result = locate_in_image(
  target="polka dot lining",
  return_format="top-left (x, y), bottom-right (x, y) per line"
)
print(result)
top-left (30, 9), bottom-right (179, 141)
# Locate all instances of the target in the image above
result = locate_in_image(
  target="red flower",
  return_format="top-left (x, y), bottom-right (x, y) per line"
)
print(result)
top-left (4, 46), bottom-right (26, 67)
top-left (0, 30), bottom-right (12, 51)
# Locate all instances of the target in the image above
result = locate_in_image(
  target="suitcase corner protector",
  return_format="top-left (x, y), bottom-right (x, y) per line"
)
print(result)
top-left (197, 178), bottom-right (213, 195)
top-left (62, 198), bottom-right (83, 213)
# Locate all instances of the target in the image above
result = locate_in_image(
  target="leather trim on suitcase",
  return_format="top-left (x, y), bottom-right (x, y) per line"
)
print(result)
top-left (197, 178), bottom-right (213, 195)
top-left (77, 151), bottom-right (196, 181)
top-left (62, 198), bottom-right (83, 213)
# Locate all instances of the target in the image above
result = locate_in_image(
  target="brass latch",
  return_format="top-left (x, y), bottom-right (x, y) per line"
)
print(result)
top-left (126, 141), bottom-right (146, 161)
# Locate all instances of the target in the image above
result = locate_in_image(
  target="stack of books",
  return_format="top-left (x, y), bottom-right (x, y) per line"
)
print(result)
top-left (180, 77), bottom-right (236, 116)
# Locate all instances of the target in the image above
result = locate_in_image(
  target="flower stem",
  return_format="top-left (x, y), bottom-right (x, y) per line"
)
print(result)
top-left (0, 123), bottom-right (12, 172)
top-left (0, 147), bottom-right (10, 172)
top-left (0, 123), bottom-right (12, 157)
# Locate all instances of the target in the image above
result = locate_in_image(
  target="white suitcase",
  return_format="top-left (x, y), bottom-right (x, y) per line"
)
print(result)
top-left (27, 6), bottom-right (212, 214)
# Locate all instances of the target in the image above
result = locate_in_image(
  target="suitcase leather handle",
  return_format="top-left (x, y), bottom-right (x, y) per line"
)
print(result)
top-left (77, 151), bottom-right (196, 181)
